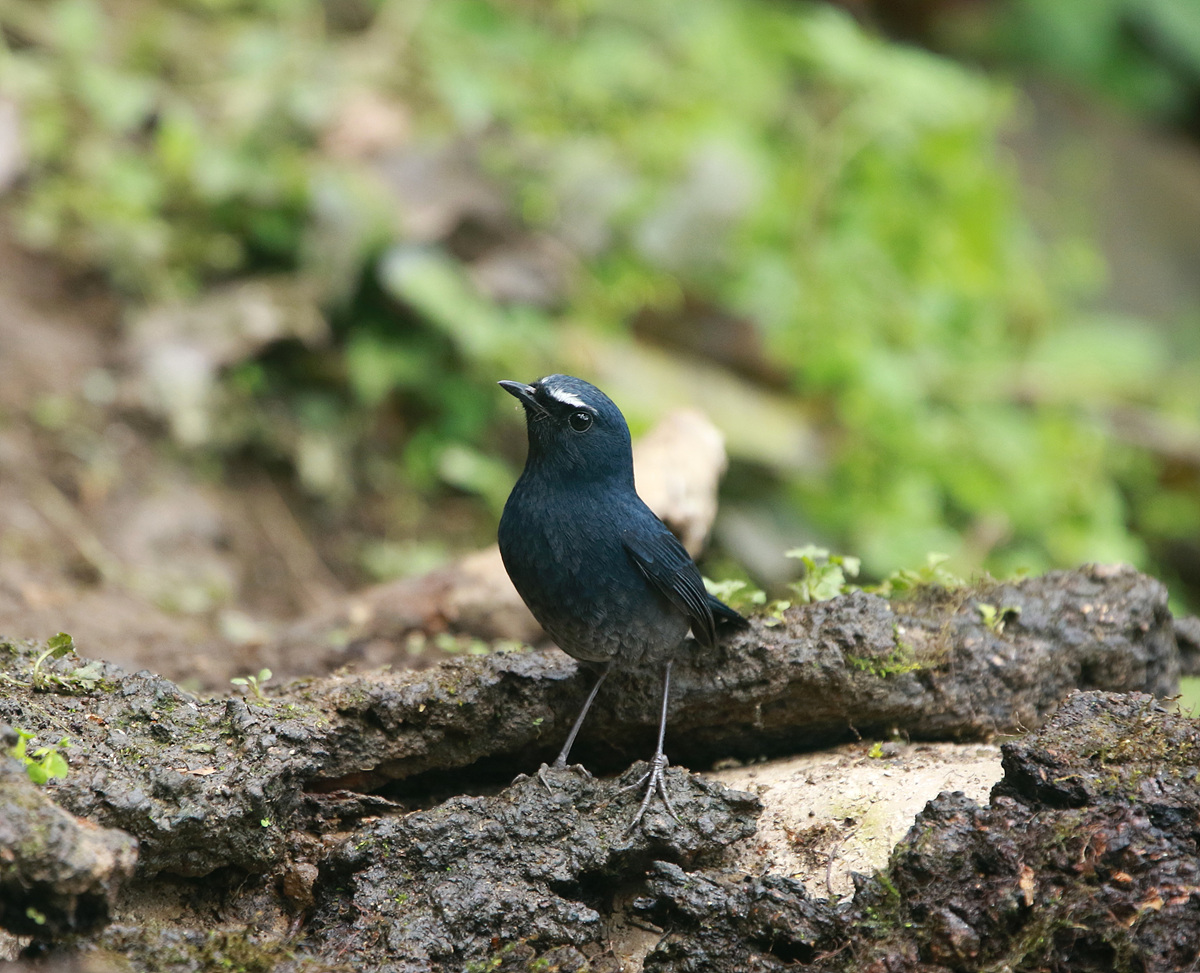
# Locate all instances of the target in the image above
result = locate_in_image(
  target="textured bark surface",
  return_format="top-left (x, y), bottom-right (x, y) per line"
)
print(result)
top-left (0, 752), bottom-right (137, 938)
top-left (0, 565), bottom-right (1177, 881)
top-left (0, 564), bottom-right (1180, 883)
top-left (0, 566), bottom-right (1192, 971)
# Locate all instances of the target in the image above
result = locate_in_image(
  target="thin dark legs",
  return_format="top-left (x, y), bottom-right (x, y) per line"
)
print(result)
top-left (553, 662), bottom-right (611, 769)
top-left (627, 659), bottom-right (678, 830)
top-left (544, 659), bottom-right (679, 830)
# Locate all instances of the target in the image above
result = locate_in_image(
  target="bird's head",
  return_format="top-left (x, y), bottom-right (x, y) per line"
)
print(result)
top-left (499, 374), bottom-right (634, 483)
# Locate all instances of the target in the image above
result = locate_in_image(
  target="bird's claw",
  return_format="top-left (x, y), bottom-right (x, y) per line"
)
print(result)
top-left (538, 761), bottom-right (593, 792)
top-left (625, 753), bottom-right (679, 831)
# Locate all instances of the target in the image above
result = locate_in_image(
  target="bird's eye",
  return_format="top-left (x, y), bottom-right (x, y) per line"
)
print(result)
top-left (568, 411), bottom-right (593, 432)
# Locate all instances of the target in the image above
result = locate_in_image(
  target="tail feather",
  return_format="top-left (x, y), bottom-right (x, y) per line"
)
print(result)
top-left (707, 593), bottom-right (749, 629)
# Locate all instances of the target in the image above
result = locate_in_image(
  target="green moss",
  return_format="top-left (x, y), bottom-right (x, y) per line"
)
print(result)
top-left (91, 929), bottom-right (325, 973)
top-left (845, 641), bottom-right (923, 679)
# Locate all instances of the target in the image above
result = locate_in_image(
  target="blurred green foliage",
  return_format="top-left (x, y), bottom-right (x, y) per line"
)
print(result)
top-left (2, 0), bottom-right (1198, 595)
top-left (982, 0), bottom-right (1200, 122)
top-left (1, 0), bottom-right (341, 296)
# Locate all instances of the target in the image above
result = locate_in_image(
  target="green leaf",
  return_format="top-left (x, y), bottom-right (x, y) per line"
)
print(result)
top-left (32, 747), bottom-right (69, 782)
top-left (785, 547), bottom-right (859, 603)
top-left (704, 577), bottom-right (767, 612)
top-left (785, 545), bottom-right (830, 564)
top-left (46, 633), bottom-right (75, 658)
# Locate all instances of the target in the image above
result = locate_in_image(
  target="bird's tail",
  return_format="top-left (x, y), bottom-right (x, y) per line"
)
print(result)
top-left (708, 594), bottom-right (749, 630)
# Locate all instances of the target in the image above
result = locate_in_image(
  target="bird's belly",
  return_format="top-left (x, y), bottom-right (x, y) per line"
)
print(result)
top-left (535, 589), bottom-right (688, 666)
top-left (498, 510), bottom-right (687, 665)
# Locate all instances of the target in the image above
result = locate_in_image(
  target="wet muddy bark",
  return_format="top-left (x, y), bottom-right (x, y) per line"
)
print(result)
top-left (1, 565), bottom-right (1194, 971)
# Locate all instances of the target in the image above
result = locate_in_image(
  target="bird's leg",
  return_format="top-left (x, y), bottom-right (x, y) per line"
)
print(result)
top-left (555, 663), bottom-right (611, 768)
top-left (626, 660), bottom-right (680, 830)
top-left (539, 663), bottom-right (611, 790)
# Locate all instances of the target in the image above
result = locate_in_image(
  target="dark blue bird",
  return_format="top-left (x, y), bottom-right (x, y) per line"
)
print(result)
top-left (498, 374), bottom-right (745, 827)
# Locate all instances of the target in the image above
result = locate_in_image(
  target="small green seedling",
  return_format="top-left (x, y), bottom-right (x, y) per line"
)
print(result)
top-left (704, 577), bottom-right (766, 612)
top-left (6, 633), bottom-right (106, 694)
top-left (977, 602), bottom-right (1021, 634)
top-left (31, 632), bottom-right (75, 689)
top-left (870, 553), bottom-right (965, 598)
top-left (9, 728), bottom-right (70, 784)
top-left (231, 668), bottom-right (273, 701)
top-left (786, 546), bottom-right (860, 604)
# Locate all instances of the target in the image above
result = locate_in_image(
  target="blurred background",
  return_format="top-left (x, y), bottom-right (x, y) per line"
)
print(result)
top-left (1, 0), bottom-right (1198, 686)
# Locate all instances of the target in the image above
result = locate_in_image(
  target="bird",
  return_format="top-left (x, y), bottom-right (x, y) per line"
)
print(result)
top-left (497, 373), bottom-right (745, 828)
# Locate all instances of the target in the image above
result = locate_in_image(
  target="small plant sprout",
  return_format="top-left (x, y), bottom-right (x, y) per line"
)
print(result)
top-left (7, 633), bottom-right (106, 694)
top-left (30, 632), bottom-right (75, 689)
top-left (786, 546), bottom-right (861, 604)
top-left (703, 577), bottom-right (766, 612)
top-left (977, 602), bottom-right (1021, 634)
top-left (9, 728), bottom-right (70, 784)
top-left (231, 668), bottom-right (273, 701)
top-left (870, 553), bottom-right (965, 598)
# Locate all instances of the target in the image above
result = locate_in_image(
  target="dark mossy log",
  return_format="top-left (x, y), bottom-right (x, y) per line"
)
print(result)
top-left (0, 564), bottom-right (1178, 880)
top-left (310, 562), bottom-right (1179, 783)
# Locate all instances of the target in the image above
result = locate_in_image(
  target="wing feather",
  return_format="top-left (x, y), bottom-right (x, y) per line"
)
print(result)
top-left (623, 527), bottom-right (718, 649)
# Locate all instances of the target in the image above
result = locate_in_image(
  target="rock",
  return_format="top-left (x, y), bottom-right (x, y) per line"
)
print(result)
top-left (854, 691), bottom-right (1200, 972)
top-left (638, 862), bottom-right (842, 972)
top-left (711, 741), bottom-right (1004, 898)
top-left (0, 747), bottom-right (137, 938)
top-left (305, 765), bottom-right (760, 971)
top-left (1175, 615), bottom-right (1200, 676)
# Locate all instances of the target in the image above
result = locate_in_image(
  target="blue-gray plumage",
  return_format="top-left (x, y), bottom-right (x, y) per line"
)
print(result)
top-left (497, 373), bottom-right (745, 827)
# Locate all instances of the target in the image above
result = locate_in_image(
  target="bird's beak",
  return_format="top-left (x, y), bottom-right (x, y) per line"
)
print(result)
top-left (498, 380), bottom-right (547, 416)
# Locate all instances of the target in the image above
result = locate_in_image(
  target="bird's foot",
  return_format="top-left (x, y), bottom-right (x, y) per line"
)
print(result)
top-left (537, 761), bottom-right (593, 792)
top-left (624, 752), bottom-right (679, 831)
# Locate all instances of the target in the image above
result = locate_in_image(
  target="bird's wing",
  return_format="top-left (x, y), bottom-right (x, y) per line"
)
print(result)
top-left (623, 527), bottom-right (717, 649)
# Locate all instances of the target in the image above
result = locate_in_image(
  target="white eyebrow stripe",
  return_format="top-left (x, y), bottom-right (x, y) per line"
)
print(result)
top-left (541, 385), bottom-right (590, 410)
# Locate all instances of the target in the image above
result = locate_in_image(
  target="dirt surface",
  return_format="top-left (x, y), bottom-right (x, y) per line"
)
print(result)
top-left (714, 741), bottom-right (1003, 898)
top-left (0, 223), bottom-right (742, 695)
top-left (0, 228), bottom-right (338, 690)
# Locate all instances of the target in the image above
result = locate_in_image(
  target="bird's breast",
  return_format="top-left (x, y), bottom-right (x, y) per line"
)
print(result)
top-left (498, 482), bottom-right (687, 664)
